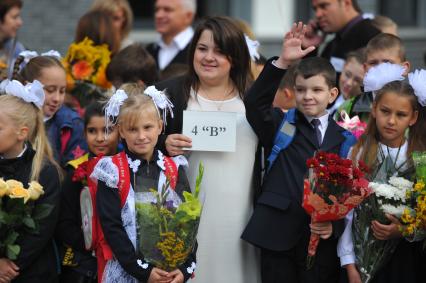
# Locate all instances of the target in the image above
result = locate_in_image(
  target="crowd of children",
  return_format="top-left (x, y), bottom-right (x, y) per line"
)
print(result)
top-left (0, 2), bottom-right (425, 283)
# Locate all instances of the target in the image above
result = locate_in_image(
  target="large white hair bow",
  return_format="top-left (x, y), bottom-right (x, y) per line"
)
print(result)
top-left (144, 86), bottom-right (174, 125)
top-left (408, 69), bottom-right (426, 107)
top-left (363, 62), bottom-right (405, 92)
top-left (0, 79), bottom-right (45, 109)
top-left (104, 89), bottom-right (128, 137)
top-left (18, 51), bottom-right (39, 64)
top-left (244, 34), bottom-right (260, 62)
top-left (18, 50), bottom-right (62, 64)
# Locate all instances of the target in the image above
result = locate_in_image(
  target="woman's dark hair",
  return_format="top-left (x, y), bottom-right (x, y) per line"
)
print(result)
top-left (75, 10), bottom-right (120, 55)
top-left (0, 0), bottom-right (22, 22)
top-left (12, 55), bottom-right (64, 83)
top-left (84, 101), bottom-right (105, 129)
top-left (351, 80), bottom-right (425, 168)
top-left (183, 16), bottom-right (252, 101)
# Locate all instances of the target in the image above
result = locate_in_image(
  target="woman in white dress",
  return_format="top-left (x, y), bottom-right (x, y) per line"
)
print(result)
top-left (155, 16), bottom-right (261, 283)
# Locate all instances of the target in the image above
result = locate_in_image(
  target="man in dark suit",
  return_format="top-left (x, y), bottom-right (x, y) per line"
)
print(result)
top-left (146, 0), bottom-right (196, 78)
top-left (303, 0), bottom-right (380, 74)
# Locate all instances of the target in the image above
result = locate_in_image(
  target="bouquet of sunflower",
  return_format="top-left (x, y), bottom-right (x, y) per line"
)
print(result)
top-left (135, 163), bottom-right (204, 271)
top-left (400, 151), bottom-right (426, 244)
top-left (0, 178), bottom-right (52, 260)
top-left (62, 37), bottom-right (112, 110)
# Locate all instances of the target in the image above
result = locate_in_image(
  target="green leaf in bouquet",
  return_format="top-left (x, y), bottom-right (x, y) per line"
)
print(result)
top-left (32, 204), bottom-right (53, 220)
top-left (6, 244), bottom-right (20, 260)
top-left (4, 231), bottom-right (19, 245)
top-left (412, 151), bottom-right (426, 181)
top-left (0, 210), bottom-right (6, 224)
top-left (136, 202), bottom-right (162, 255)
top-left (22, 217), bottom-right (36, 229)
top-left (175, 192), bottom-right (202, 222)
top-left (195, 163), bottom-right (204, 198)
top-left (5, 198), bottom-right (25, 214)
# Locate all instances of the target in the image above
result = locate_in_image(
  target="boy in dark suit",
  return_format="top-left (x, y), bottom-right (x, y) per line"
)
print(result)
top-left (242, 22), bottom-right (350, 283)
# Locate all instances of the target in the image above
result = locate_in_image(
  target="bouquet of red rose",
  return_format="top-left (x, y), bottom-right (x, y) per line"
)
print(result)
top-left (302, 151), bottom-right (371, 268)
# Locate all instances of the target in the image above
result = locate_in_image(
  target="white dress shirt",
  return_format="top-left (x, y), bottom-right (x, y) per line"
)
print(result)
top-left (157, 26), bottom-right (194, 70)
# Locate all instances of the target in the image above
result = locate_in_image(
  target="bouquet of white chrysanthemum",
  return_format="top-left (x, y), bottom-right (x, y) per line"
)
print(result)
top-left (353, 175), bottom-right (413, 283)
top-left (370, 176), bottom-right (413, 217)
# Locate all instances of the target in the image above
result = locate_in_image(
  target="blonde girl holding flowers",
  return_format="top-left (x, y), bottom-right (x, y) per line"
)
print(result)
top-left (338, 64), bottom-right (426, 283)
top-left (0, 80), bottom-right (61, 283)
top-left (91, 87), bottom-right (196, 283)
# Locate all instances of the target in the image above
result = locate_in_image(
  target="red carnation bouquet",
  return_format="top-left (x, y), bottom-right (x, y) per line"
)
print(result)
top-left (302, 151), bottom-right (371, 268)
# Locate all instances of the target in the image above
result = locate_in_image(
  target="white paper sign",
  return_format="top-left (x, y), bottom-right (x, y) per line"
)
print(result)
top-left (182, 110), bottom-right (237, 152)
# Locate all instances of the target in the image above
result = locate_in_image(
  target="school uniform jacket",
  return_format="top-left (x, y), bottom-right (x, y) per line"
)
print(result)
top-left (0, 146), bottom-right (61, 283)
top-left (241, 60), bottom-right (347, 253)
top-left (55, 153), bottom-right (97, 278)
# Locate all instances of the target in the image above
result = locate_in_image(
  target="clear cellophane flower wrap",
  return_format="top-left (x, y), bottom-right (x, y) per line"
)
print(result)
top-left (401, 151), bottom-right (426, 244)
top-left (302, 151), bottom-right (371, 269)
top-left (135, 163), bottom-right (204, 271)
top-left (353, 156), bottom-right (414, 283)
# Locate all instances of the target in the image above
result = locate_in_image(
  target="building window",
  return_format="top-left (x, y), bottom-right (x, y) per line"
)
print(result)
top-left (378, 0), bottom-right (417, 27)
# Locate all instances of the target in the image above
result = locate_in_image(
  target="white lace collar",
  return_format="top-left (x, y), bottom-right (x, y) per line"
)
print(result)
top-left (127, 154), bottom-right (141, 173)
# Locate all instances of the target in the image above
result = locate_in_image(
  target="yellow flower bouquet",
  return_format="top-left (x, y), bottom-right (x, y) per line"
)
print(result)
top-left (135, 163), bottom-right (204, 271)
top-left (0, 178), bottom-right (53, 260)
top-left (63, 37), bottom-right (112, 108)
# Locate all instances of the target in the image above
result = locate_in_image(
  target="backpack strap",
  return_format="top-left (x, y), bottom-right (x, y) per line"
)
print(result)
top-left (339, 130), bottom-right (357, 158)
top-left (111, 151), bottom-right (131, 208)
top-left (266, 108), bottom-right (297, 172)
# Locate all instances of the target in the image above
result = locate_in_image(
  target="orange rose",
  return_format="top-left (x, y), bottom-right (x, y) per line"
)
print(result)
top-left (71, 60), bottom-right (94, 80)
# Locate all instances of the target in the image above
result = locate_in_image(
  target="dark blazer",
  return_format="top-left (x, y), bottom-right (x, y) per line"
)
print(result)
top-left (241, 60), bottom-right (347, 254)
top-left (146, 42), bottom-right (191, 75)
top-left (320, 17), bottom-right (381, 61)
top-left (55, 155), bottom-right (97, 278)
